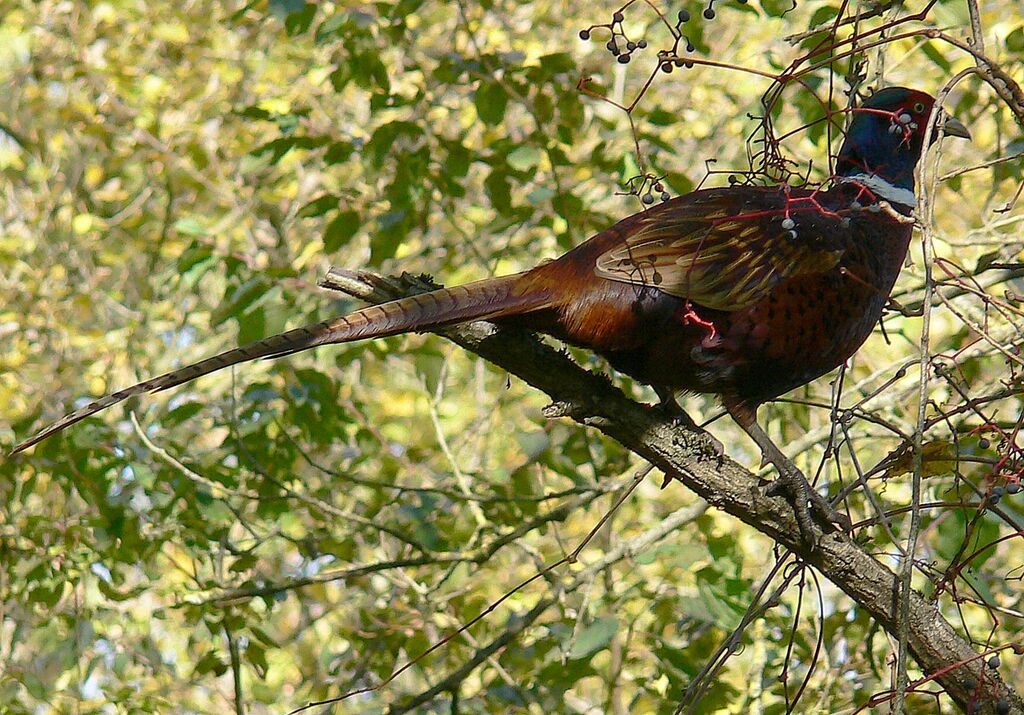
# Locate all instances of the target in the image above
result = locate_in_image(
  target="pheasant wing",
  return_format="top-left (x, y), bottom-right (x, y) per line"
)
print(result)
top-left (594, 187), bottom-right (848, 311)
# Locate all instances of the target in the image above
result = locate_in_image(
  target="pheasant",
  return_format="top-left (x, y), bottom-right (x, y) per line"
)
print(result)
top-left (12, 87), bottom-right (969, 540)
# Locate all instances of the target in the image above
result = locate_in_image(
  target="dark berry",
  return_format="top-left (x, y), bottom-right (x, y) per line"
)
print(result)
top-left (993, 486), bottom-right (1006, 497)
top-left (661, 191), bottom-right (670, 202)
top-left (637, 39), bottom-right (648, 48)
top-left (626, 41), bottom-right (637, 50)
top-left (684, 60), bottom-right (694, 68)
top-left (1006, 482), bottom-right (1021, 494)
top-left (674, 58), bottom-right (684, 67)
top-left (653, 182), bottom-right (663, 192)
top-left (607, 40), bottom-right (619, 55)
top-left (989, 492), bottom-right (1001, 505)
top-left (704, 7), bottom-right (715, 18)
top-left (642, 192), bottom-right (655, 205)
top-left (579, 29), bottom-right (591, 40)
top-left (996, 699), bottom-right (1010, 715)
top-left (617, 53), bottom-right (630, 63)
top-left (988, 654), bottom-right (1001, 669)
top-left (686, 41), bottom-right (695, 52)
top-left (661, 62), bottom-right (673, 73)
top-left (964, 678), bottom-right (977, 691)
top-left (978, 437), bottom-right (990, 449)
top-left (678, 9), bottom-right (691, 22)
top-left (613, 11), bottom-right (624, 21)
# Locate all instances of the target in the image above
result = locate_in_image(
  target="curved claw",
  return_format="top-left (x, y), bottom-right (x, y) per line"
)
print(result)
top-left (724, 398), bottom-right (850, 547)
top-left (766, 468), bottom-right (852, 544)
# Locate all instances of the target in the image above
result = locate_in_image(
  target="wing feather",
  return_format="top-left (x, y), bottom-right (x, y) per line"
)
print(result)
top-left (594, 187), bottom-right (846, 310)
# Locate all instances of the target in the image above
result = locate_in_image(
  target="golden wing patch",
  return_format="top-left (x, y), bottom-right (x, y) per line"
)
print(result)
top-left (594, 197), bottom-right (845, 311)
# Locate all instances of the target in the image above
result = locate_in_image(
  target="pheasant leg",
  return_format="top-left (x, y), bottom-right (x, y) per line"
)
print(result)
top-left (726, 401), bottom-right (851, 544)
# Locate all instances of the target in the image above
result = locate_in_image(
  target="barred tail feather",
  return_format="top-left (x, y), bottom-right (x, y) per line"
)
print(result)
top-left (11, 273), bottom-right (548, 454)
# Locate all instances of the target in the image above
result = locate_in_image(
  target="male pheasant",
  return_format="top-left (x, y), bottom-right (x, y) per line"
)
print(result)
top-left (13, 87), bottom-right (969, 540)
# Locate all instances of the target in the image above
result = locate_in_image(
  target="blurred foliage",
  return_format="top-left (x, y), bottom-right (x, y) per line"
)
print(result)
top-left (1, 1), bottom-right (1023, 713)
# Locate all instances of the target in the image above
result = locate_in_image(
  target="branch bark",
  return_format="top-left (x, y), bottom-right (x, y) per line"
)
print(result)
top-left (319, 267), bottom-right (1021, 714)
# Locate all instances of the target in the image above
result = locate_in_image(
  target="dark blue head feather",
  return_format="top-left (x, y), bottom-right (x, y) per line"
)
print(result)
top-left (835, 87), bottom-right (937, 190)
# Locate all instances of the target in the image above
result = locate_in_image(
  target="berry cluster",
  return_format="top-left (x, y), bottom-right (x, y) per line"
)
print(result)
top-left (643, 179), bottom-right (672, 204)
top-left (578, 4), bottom-right (760, 73)
top-left (579, 10), bottom-right (648, 64)
top-left (577, 3), bottom-right (757, 205)
top-left (659, 9), bottom-right (699, 73)
top-left (624, 174), bottom-right (672, 205)
top-left (961, 652), bottom-right (1017, 715)
top-left (966, 421), bottom-right (1024, 506)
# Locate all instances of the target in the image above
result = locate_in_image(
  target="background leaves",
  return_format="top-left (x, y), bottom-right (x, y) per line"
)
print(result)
top-left (1, 1), bottom-right (1022, 713)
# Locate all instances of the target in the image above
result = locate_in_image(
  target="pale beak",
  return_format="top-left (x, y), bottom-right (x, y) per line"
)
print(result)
top-left (941, 115), bottom-right (971, 140)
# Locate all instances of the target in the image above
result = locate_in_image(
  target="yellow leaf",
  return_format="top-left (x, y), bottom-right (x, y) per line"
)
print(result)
top-left (88, 375), bottom-right (107, 396)
top-left (883, 441), bottom-right (957, 479)
top-left (258, 98), bottom-right (291, 115)
top-left (72, 213), bottom-right (95, 234)
top-left (85, 163), bottom-right (104, 187)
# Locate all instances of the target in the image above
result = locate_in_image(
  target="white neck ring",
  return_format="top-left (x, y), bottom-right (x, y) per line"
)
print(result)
top-left (840, 173), bottom-right (917, 208)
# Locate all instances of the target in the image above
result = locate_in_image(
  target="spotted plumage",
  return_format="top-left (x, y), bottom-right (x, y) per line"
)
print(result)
top-left (526, 179), bottom-right (911, 408)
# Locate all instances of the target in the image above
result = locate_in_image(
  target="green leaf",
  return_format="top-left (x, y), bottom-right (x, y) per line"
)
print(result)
top-left (507, 145), bottom-right (542, 172)
top-left (251, 135), bottom-right (328, 163)
top-left (808, 5), bottom-right (839, 26)
top-left (163, 401), bottom-right (204, 427)
top-left (176, 241), bottom-right (213, 272)
top-left (975, 250), bottom-right (1002, 273)
top-left (324, 209), bottom-right (361, 252)
top-left (961, 568), bottom-right (997, 605)
top-left (324, 140), bottom-right (354, 164)
top-left (269, 0), bottom-right (304, 19)
top-left (213, 278), bottom-right (270, 326)
top-left (761, 0), bottom-right (796, 17)
top-left (568, 617), bottom-right (618, 659)
top-left (97, 579), bottom-right (147, 602)
top-left (230, 554), bottom-right (258, 572)
top-left (173, 217), bottom-right (207, 237)
top-left (933, 509), bottom-right (997, 566)
top-left (647, 108), bottom-right (678, 126)
top-left (298, 193), bottom-right (340, 218)
top-left (485, 169), bottom-right (512, 215)
top-left (921, 41), bottom-right (952, 72)
top-left (371, 209), bottom-right (409, 263)
top-left (284, 3), bottom-right (316, 35)
top-left (237, 105), bottom-right (274, 121)
top-left (193, 649), bottom-right (228, 676)
top-left (696, 581), bottom-right (745, 629)
top-left (21, 672), bottom-right (48, 700)
top-left (366, 121), bottom-right (424, 166)
top-left (1007, 26), bottom-right (1024, 52)
top-left (246, 642), bottom-right (269, 675)
top-left (475, 81), bottom-right (508, 125)
top-left (315, 13), bottom-right (349, 41)
top-left (444, 141), bottom-right (471, 177)
top-left (536, 52), bottom-right (574, 74)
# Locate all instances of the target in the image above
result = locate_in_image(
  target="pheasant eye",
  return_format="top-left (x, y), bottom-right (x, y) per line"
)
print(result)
top-left (913, 102), bottom-right (925, 113)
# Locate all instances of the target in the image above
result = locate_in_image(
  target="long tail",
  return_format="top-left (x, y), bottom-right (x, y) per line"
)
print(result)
top-left (12, 272), bottom-right (551, 454)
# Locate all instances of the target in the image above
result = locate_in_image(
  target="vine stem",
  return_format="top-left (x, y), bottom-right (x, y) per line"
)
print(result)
top-left (894, 68), bottom-right (977, 714)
